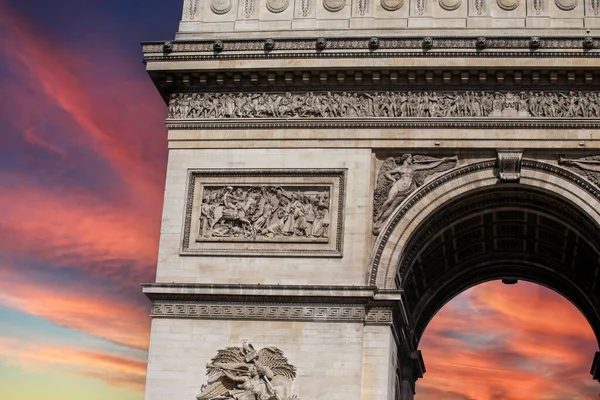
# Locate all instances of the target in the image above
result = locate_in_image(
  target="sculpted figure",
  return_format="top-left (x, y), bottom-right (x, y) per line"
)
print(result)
top-left (197, 343), bottom-right (298, 400)
top-left (560, 156), bottom-right (600, 186)
top-left (373, 154), bottom-right (458, 234)
top-left (169, 91), bottom-right (600, 120)
top-left (310, 195), bottom-right (330, 238)
top-left (199, 185), bottom-right (330, 241)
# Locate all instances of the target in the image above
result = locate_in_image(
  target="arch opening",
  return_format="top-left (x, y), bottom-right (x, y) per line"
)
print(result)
top-left (416, 280), bottom-right (600, 400)
top-left (397, 185), bottom-right (600, 348)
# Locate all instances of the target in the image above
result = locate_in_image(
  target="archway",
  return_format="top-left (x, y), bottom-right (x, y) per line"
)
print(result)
top-left (369, 160), bottom-right (600, 399)
top-left (417, 280), bottom-right (599, 399)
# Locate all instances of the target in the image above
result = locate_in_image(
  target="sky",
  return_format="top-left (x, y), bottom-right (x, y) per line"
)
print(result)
top-left (0, 1), bottom-right (598, 400)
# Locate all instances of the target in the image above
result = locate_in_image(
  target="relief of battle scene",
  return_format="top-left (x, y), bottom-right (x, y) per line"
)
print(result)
top-left (198, 185), bottom-right (331, 242)
top-left (169, 90), bottom-right (600, 119)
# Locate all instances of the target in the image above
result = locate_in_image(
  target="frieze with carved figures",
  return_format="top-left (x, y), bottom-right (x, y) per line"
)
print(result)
top-left (168, 91), bottom-right (600, 120)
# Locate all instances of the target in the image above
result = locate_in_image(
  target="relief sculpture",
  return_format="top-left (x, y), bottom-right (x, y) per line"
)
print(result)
top-left (373, 155), bottom-right (458, 234)
top-left (199, 185), bottom-right (330, 241)
top-left (197, 342), bottom-right (298, 400)
top-left (168, 91), bottom-right (600, 119)
top-left (559, 156), bottom-right (600, 186)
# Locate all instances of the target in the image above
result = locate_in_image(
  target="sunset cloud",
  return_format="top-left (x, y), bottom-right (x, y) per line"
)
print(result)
top-left (0, 337), bottom-right (146, 391)
top-left (0, 179), bottom-right (159, 276)
top-left (418, 281), bottom-right (599, 400)
top-left (0, 1), bottom-right (167, 206)
top-left (0, 266), bottom-right (150, 350)
top-left (2, 2), bottom-right (600, 400)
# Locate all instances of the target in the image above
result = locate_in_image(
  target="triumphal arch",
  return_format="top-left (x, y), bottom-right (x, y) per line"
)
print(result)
top-left (142, 0), bottom-right (600, 398)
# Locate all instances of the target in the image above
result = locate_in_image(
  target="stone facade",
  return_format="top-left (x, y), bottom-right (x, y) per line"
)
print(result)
top-left (142, 2), bottom-right (600, 399)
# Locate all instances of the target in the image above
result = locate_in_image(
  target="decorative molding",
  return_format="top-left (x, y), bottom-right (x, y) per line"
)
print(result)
top-left (592, 0), bottom-right (600, 14)
top-left (152, 302), bottom-right (368, 321)
top-left (555, 0), bottom-right (577, 9)
top-left (168, 91), bottom-right (600, 120)
top-left (267, 0), bottom-right (290, 13)
top-left (381, 0), bottom-right (404, 10)
top-left (497, 0), bottom-right (520, 10)
top-left (189, 0), bottom-right (199, 18)
top-left (211, 0), bottom-right (233, 14)
top-left (497, 149), bottom-right (524, 182)
top-left (244, 0), bottom-right (255, 17)
top-left (533, 0), bottom-right (542, 14)
top-left (439, 0), bottom-right (462, 10)
top-left (167, 118), bottom-right (600, 131)
top-left (365, 308), bottom-right (394, 323)
top-left (182, 169), bottom-right (346, 257)
top-left (474, 0), bottom-right (485, 14)
top-left (323, 0), bottom-right (346, 11)
top-left (416, 0), bottom-right (426, 14)
top-left (358, 0), bottom-right (368, 15)
top-left (142, 36), bottom-right (600, 55)
top-left (300, 0), bottom-right (311, 15)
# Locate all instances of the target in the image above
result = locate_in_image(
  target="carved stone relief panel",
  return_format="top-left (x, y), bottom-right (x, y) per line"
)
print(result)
top-left (381, 0), bottom-right (404, 10)
top-left (211, 0), bottom-right (234, 14)
top-left (559, 156), bottom-right (600, 186)
top-left (182, 170), bottom-right (346, 257)
top-left (373, 154), bottom-right (458, 235)
top-left (168, 91), bottom-right (600, 120)
top-left (197, 342), bottom-right (298, 400)
top-left (295, 0), bottom-right (315, 16)
top-left (267, 0), bottom-right (290, 12)
top-left (323, 0), bottom-right (346, 11)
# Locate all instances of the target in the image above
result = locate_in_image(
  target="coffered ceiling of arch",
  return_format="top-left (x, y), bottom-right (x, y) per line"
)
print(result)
top-left (398, 188), bottom-right (600, 319)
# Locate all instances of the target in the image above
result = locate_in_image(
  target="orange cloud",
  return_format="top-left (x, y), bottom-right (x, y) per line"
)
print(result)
top-left (0, 267), bottom-right (150, 350)
top-left (418, 281), bottom-right (599, 400)
top-left (0, 179), bottom-right (159, 277)
top-left (0, 337), bottom-right (146, 392)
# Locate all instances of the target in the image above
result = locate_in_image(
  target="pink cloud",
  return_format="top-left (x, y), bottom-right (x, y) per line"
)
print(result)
top-left (0, 267), bottom-right (150, 350)
top-left (0, 2), bottom-right (167, 207)
top-left (418, 282), bottom-right (599, 400)
top-left (0, 337), bottom-right (146, 392)
top-left (0, 179), bottom-right (159, 276)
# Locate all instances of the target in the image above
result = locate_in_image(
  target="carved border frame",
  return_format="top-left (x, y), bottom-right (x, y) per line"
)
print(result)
top-left (151, 302), bottom-right (393, 324)
top-left (181, 169), bottom-right (346, 257)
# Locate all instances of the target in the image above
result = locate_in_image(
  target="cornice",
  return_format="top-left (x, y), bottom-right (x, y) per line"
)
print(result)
top-left (143, 283), bottom-right (382, 301)
top-left (144, 283), bottom-right (405, 324)
top-left (142, 35), bottom-right (600, 57)
top-left (167, 118), bottom-right (600, 130)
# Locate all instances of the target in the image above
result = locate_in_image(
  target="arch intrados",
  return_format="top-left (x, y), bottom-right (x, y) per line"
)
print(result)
top-left (398, 184), bottom-right (600, 281)
top-left (410, 261), bottom-right (600, 349)
top-left (392, 181), bottom-right (600, 348)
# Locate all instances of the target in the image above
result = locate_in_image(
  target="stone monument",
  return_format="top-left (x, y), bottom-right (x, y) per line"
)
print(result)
top-left (142, 0), bottom-right (600, 398)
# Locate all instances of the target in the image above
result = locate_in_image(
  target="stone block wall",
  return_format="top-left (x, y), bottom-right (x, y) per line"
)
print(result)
top-left (156, 147), bottom-right (373, 286)
top-left (144, 318), bottom-right (395, 400)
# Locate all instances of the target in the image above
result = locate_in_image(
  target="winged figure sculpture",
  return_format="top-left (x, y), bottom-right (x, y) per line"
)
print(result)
top-left (373, 154), bottom-right (458, 235)
top-left (559, 156), bottom-right (600, 187)
top-left (197, 343), bottom-right (298, 400)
